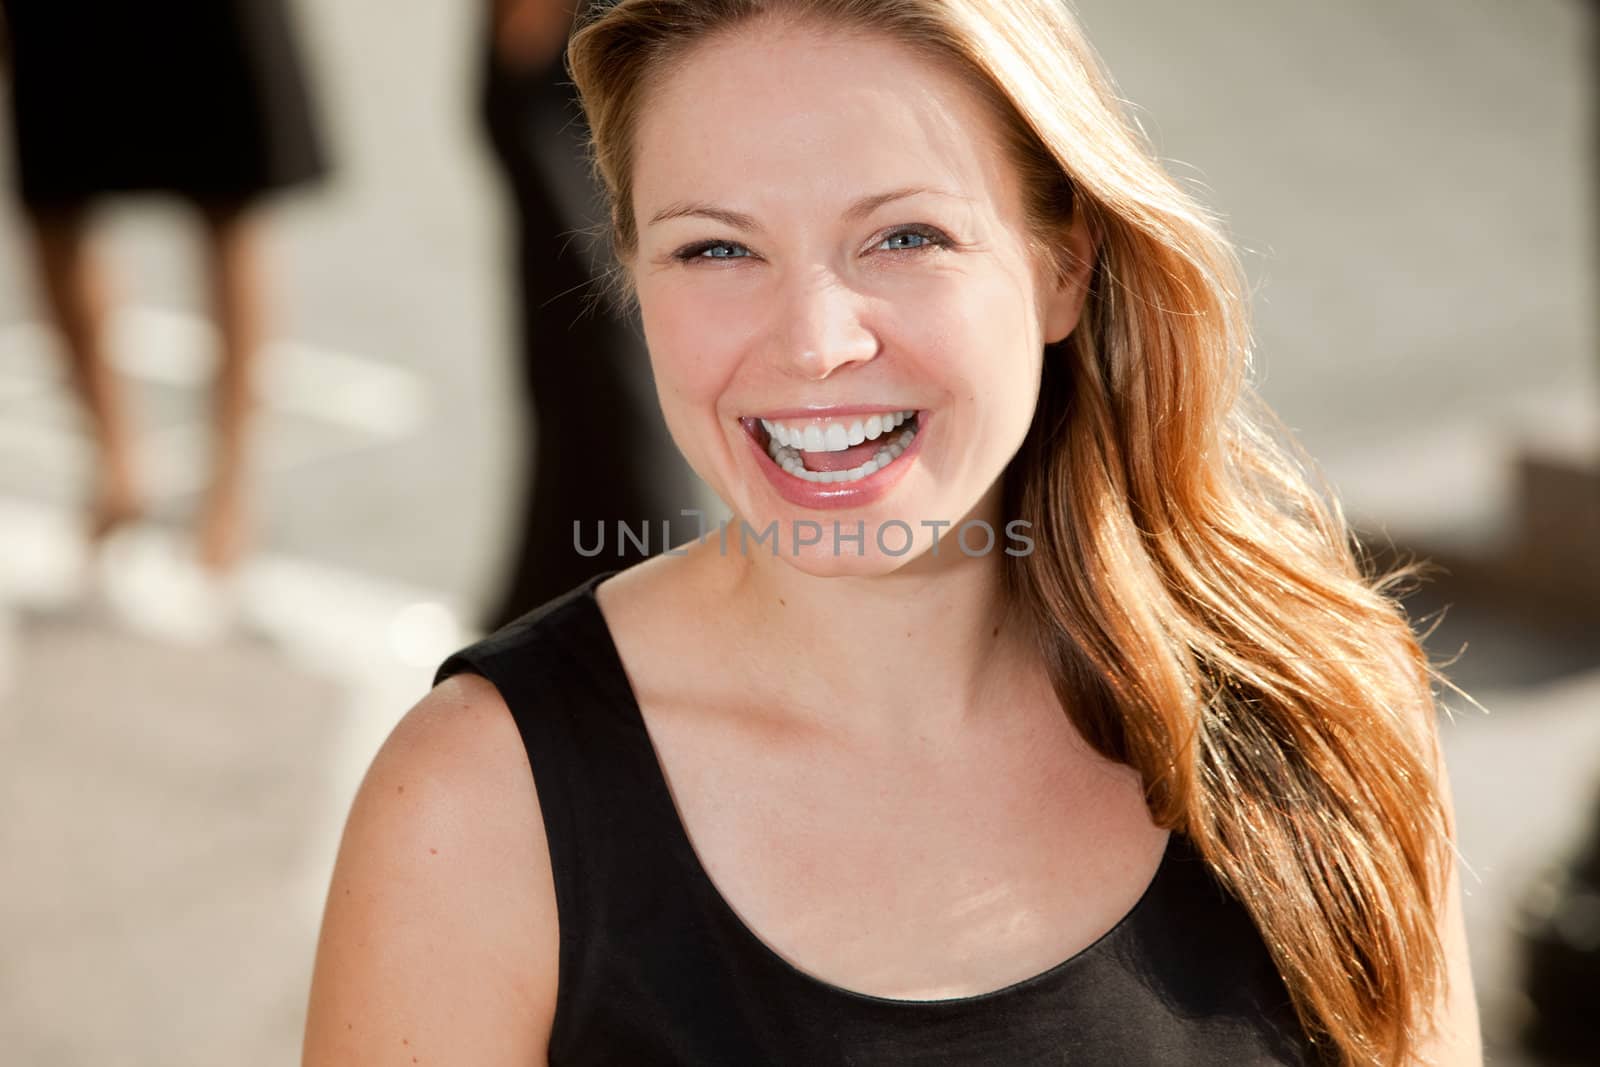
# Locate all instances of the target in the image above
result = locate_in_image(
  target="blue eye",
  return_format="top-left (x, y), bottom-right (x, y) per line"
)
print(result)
top-left (880, 231), bottom-right (929, 251)
top-left (876, 226), bottom-right (950, 253)
top-left (676, 241), bottom-right (750, 261)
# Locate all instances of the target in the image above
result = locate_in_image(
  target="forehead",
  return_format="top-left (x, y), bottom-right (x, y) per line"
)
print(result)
top-left (632, 20), bottom-right (1019, 221)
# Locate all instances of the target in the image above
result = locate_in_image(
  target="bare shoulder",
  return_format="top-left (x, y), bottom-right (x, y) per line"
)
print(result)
top-left (1377, 630), bottom-right (1484, 1065)
top-left (1417, 750), bottom-right (1484, 1065)
top-left (302, 672), bottom-right (558, 1066)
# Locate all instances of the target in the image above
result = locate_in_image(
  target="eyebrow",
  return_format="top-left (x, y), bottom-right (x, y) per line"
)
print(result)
top-left (645, 186), bottom-right (964, 230)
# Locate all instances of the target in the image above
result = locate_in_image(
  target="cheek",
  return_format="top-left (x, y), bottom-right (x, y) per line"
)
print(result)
top-left (879, 269), bottom-right (1040, 385)
top-left (887, 272), bottom-right (1044, 474)
top-left (638, 279), bottom-right (760, 409)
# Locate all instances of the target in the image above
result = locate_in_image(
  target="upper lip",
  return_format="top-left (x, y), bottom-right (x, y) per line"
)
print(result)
top-left (744, 404), bottom-right (922, 421)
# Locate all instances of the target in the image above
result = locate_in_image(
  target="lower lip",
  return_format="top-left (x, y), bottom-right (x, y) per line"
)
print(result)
top-left (741, 413), bottom-right (929, 510)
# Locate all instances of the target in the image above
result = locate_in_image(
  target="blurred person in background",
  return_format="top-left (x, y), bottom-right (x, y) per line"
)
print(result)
top-left (479, 0), bottom-right (706, 631)
top-left (0, 0), bottom-right (327, 578)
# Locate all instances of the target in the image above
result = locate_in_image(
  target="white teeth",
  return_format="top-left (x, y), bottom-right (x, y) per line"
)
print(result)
top-left (758, 410), bottom-right (916, 453)
top-left (762, 420), bottom-right (920, 484)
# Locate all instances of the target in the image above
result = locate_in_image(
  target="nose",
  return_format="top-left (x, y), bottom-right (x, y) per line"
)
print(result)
top-left (776, 273), bottom-right (880, 380)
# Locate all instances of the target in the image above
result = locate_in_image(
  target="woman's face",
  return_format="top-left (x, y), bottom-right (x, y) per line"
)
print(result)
top-left (629, 20), bottom-right (1087, 574)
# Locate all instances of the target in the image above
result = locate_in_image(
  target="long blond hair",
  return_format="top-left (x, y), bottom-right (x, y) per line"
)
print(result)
top-left (569, 2), bottom-right (1459, 1062)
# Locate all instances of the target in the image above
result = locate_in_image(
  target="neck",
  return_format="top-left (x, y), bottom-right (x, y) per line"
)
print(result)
top-left (692, 534), bottom-right (1040, 743)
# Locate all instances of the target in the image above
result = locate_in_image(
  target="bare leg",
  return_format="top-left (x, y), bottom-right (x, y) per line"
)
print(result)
top-left (194, 200), bottom-right (266, 576)
top-left (29, 206), bottom-right (143, 545)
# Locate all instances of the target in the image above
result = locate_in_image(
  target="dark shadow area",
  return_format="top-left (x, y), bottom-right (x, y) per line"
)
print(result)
top-left (1383, 556), bottom-right (1600, 696)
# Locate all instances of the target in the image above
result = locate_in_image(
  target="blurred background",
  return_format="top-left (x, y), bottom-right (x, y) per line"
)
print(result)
top-left (0, 0), bottom-right (1593, 1063)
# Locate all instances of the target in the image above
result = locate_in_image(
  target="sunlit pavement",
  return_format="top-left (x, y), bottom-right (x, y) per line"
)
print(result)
top-left (0, 329), bottom-right (469, 1061)
top-left (0, 0), bottom-right (1593, 1062)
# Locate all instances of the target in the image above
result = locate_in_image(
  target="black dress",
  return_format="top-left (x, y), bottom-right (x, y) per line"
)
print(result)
top-left (433, 572), bottom-right (1335, 1065)
top-left (1, 0), bottom-right (328, 210)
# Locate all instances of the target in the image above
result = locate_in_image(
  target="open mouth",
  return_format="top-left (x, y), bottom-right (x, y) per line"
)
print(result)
top-left (740, 410), bottom-right (924, 484)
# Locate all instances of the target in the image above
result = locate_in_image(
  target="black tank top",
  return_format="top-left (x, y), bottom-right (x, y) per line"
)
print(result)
top-left (433, 572), bottom-right (1331, 1065)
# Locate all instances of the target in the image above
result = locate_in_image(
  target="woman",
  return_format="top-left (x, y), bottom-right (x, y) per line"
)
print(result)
top-left (304, 2), bottom-right (1481, 1063)
top-left (0, 0), bottom-right (328, 574)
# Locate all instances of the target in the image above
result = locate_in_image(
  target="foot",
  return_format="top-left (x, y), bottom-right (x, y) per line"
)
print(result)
top-left (87, 485), bottom-right (143, 546)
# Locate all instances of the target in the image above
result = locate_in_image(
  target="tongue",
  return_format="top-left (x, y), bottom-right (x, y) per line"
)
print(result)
top-left (801, 437), bottom-right (890, 472)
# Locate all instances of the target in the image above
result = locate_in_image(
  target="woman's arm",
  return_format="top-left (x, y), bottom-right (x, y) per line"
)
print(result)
top-left (302, 673), bottom-right (559, 1066)
top-left (1381, 632), bottom-right (1483, 1065)
top-left (1415, 747), bottom-right (1485, 1066)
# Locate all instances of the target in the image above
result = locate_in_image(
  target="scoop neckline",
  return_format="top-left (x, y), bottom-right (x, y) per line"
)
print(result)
top-left (577, 570), bottom-right (1180, 1010)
